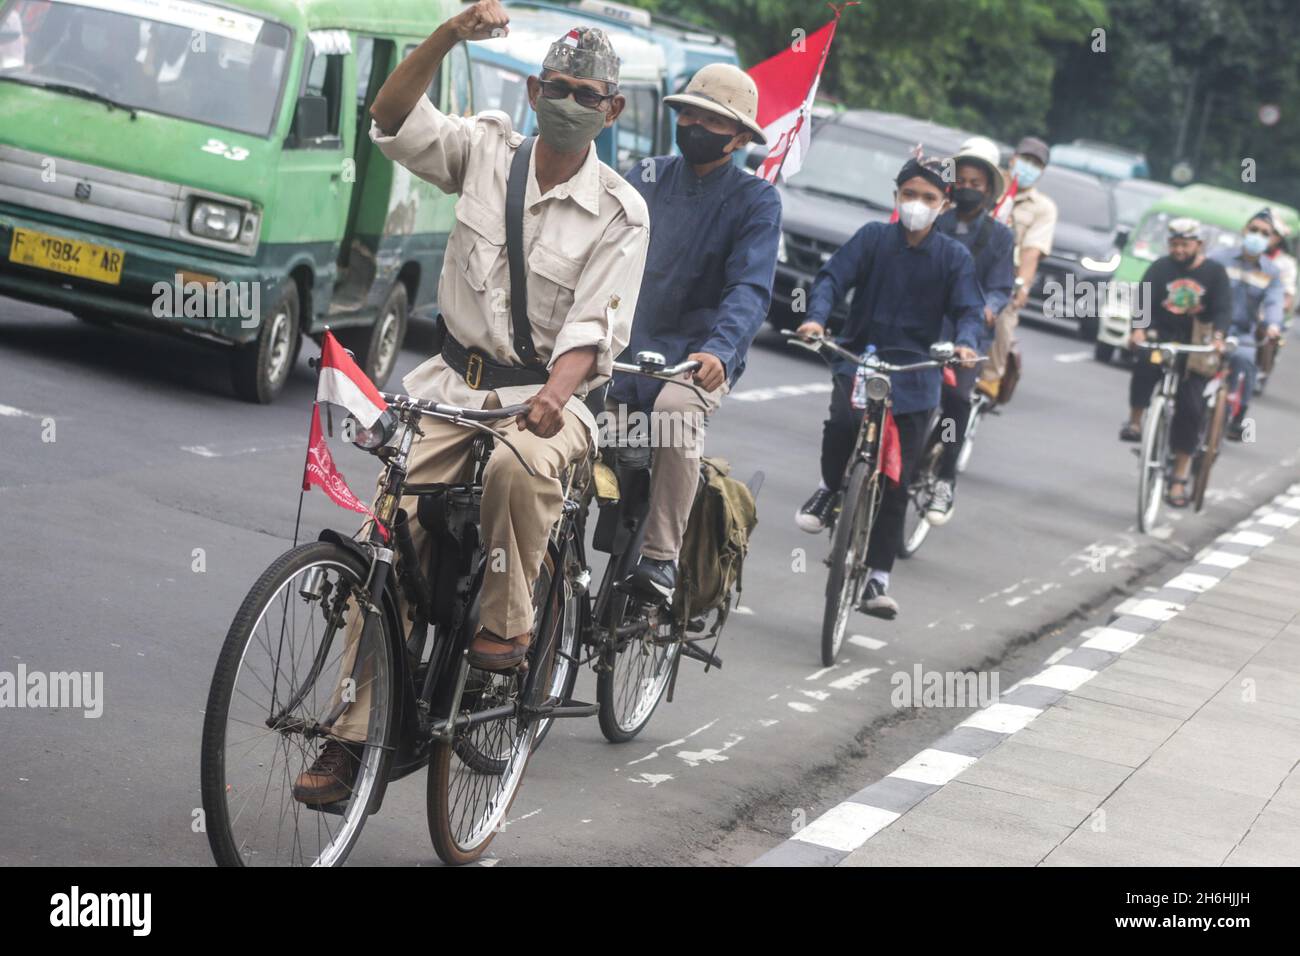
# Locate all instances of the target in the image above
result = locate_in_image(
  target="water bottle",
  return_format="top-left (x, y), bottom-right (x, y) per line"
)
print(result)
top-left (851, 346), bottom-right (875, 410)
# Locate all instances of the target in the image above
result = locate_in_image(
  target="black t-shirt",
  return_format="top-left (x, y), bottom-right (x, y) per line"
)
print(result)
top-left (1137, 255), bottom-right (1232, 341)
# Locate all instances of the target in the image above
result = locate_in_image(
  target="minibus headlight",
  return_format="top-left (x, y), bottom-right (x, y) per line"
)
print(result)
top-left (190, 200), bottom-right (243, 242)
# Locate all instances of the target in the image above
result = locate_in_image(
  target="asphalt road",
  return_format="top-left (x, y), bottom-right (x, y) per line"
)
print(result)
top-left (2, 297), bottom-right (1298, 866)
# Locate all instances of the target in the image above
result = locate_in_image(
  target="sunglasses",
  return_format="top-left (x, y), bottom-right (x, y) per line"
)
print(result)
top-left (538, 78), bottom-right (616, 109)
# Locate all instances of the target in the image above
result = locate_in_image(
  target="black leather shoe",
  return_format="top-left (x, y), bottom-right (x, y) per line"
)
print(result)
top-left (625, 556), bottom-right (676, 605)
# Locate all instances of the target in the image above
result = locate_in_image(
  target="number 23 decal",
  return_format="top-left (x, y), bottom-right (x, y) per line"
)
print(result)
top-left (201, 139), bottom-right (250, 162)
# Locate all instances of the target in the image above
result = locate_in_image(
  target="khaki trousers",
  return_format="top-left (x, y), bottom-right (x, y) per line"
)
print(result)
top-left (982, 301), bottom-right (1020, 383)
top-left (613, 375), bottom-right (725, 563)
top-left (330, 393), bottom-right (589, 741)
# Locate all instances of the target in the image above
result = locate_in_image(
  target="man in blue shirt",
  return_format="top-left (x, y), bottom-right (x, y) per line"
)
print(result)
top-left (795, 156), bottom-right (983, 619)
top-left (609, 63), bottom-right (782, 603)
top-left (1211, 211), bottom-right (1285, 440)
top-left (929, 136), bottom-right (1014, 523)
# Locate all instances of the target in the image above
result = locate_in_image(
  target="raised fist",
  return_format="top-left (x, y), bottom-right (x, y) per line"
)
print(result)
top-left (450, 0), bottom-right (510, 41)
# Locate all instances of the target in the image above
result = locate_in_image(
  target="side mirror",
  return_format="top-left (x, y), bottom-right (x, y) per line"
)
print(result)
top-left (929, 342), bottom-right (955, 362)
top-left (290, 94), bottom-right (329, 146)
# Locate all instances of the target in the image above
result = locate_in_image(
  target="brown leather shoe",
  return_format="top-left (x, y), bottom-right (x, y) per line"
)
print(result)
top-left (466, 627), bottom-right (532, 672)
top-left (292, 739), bottom-right (361, 805)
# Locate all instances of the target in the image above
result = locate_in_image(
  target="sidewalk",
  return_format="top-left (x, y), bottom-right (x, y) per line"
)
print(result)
top-left (753, 486), bottom-right (1300, 867)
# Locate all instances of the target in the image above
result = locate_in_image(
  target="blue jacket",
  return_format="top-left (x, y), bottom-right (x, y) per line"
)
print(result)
top-left (935, 209), bottom-right (1015, 350)
top-left (608, 155), bottom-right (782, 410)
top-left (1210, 247), bottom-right (1284, 337)
top-left (808, 220), bottom-right (984, 414)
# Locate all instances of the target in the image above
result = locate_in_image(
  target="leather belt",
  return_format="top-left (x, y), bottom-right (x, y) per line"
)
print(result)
top-left (441, 328), bottom-right (549, 390)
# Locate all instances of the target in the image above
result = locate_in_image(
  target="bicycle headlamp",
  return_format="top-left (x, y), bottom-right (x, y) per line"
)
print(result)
top-left (347, 409), bottom-right (398, 450)
top-left (864, 374), bottom-right (891, 402)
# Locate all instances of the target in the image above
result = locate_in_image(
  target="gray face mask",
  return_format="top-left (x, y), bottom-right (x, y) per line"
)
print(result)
top-left (534, 95), bottom-right (607, 154)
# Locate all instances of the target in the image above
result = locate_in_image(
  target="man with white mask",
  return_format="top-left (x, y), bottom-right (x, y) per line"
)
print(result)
top-left (793, 156), bottom-right (982, 620)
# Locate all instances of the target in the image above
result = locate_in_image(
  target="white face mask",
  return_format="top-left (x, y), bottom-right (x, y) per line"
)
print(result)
top-left (898, 200), bottom-right (940, 232)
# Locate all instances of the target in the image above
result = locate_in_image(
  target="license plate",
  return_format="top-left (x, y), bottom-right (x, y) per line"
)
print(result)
top-left (8, 228), bottom-right (124, 285)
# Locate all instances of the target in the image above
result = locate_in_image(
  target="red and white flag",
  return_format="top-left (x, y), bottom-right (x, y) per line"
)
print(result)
top-left (992, 174), bottom-right (1019, 226)
top-left (317, 329), bottom-right (387, 427)
top-left (749, 4), bottom-right (856, 184)
top-left (302, 330), bottom-right (387, 533)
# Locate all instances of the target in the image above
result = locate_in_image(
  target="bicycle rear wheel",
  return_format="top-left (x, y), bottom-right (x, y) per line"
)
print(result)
top-left (1192, 383), bottom-right (1229, 512)
top-left (596, 588), bottom-right (679, 743)
top-left (1137, 395), bottom-right (1169, 532)
top-left (821, 459), bottom-right (879, 667)
top-left (956, 398), bottom-right (984, 474)
top-left (900, 438), bottom-right (943, 558)
top-left (200, 541), bottom-right (395, 867)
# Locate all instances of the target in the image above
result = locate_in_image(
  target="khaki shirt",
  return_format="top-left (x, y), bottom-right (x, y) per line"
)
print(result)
top-left (1009, 187), bottom-right (1057, 267)
top-left (370, 96), bottom-right (650, 444)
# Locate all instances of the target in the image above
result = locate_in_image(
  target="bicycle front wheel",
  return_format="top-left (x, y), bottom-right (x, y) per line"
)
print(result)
top-left (900, 439), bottom-right (943, 559)
top-left (956, 399), bottom-right (984, 474)
top-left (821, 459), bottom-right (879, 666)
top-left (1192, 383), bottom-right (1229, 512)
top-left (596, 588), bottom-right (680, 743)
top-left (1137, 394), bottom-right (1169, 532)
top-left (200, 541), bottom-right (395, 867)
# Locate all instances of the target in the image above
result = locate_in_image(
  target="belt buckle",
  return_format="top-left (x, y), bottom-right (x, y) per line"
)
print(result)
top-left (465, 352), bottom-right (484, 389)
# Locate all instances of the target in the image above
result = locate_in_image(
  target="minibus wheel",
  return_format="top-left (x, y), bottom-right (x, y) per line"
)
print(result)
top-left (339, 282), bottom-right (408, 389)
top-left (231, 283), bottom-right (300, 403)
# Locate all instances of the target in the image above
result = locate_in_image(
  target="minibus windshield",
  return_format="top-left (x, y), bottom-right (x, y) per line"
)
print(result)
top-left (0, 0), bottom-right (291, 137)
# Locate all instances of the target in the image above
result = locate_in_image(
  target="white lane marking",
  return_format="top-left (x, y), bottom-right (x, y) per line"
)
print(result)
top-left (1053, 350), bottom-right (1093, 363)
top-left (1116, 597), bottom-right (1183, 621)
top-left (1278, 496), bottom-right (1300, 510)
top-left (801, 689), bottom-right (830, 701)
top-left (1200, 551), bottom-right (1250, 570)
top-left (805, 661), bottom-right (843, 681)
top-left (477, 858), bottom-right (500, 867)
top-left (767, 693), bottom-right (779, 700)
top-left (730, 382), bottom-right (833, 403)
top-left (497, 808), bottom-right (541, 831)
top-left (0, 403), bottom-right (43, 419)
top-left (960, 702), bottom-right (1042, 734)
top-left (1007, 596), bottom-right (1028, 607)
top-left (891, 749), bottom-right (978, 786)
top-left (629, 773), bottom-right (673, 788)
top-left (1164, 572), bottom-right (1220, 593)
top-left (849, 634), bottom-right (887, 650)
top-left (787, 701), bottom-right (817, 713)
top-left (677, 733), bottom-right (744, 768)
top-left (757, 718), bottom-right (779, 727)
top-left (1025, 664), bottom-right (1097, 691)
top-left (1222, 530), bottom-right (1274, 548)
top-left (828, 666), bottom-right (879, 691)
top-left (791, 802), bottom-right (900, 852)
top-left (625, 719), bottom-right (717, 766)
top-left (182, 439), bottom-right (302, 458)
top-left (1259, 512), bottom-right (1299, 529)
top-left (732, 604), bottom-right (754, 615)
top-left (1081, 627), bottom-right (1144, 653)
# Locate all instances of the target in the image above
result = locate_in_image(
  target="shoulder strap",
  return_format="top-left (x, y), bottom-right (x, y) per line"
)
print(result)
top-left (506, 136), bottom-right (540, 365)
top-left (969, 215), bottom-right (994, 260)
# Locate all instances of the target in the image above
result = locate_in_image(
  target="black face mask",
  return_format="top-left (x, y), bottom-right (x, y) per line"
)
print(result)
top-left (953, 187), bottom-right (985, 214)
top-left (676, 122), bottom-right (734, 165)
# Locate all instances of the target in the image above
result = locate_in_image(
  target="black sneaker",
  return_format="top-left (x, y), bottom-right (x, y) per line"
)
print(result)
top-left (625, 556), bottom-right (676, 605)
top-left (857, 579), bottom-right (899, 620)
top-left (1227, 416), bottom-right (1247, 441)
top-left (925, 480), bottom-right (955, 526)
top-left (1118, 422), bottom-right (1142, 442)
top-left (796, 486), bottom-right (837, 533)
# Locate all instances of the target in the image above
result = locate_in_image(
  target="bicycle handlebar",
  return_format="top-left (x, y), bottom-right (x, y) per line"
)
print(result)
top-left (780, 329), bottom-right (987, 372)
top-left (611, 358), bottom-right (703, 380)
top-left (378, 392), bottom-right (531, 421)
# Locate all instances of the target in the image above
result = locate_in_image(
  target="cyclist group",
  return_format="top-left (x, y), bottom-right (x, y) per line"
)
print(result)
top-left (289, 1), bottom-right (1291, 806)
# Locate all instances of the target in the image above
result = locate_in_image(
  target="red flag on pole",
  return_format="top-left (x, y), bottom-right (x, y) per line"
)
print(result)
top-left (749, 4), bottom-right (857, 184)
top-left (881, 410), bottom-right (902, 485)
top-left (302, 404), bottom-right (385, 531)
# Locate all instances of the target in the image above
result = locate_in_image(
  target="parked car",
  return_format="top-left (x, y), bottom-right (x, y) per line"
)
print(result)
top-left (0, 0), bottom-right (472, 401)
top-left (765, 108), bottom-right (1005, 333)
top-left (1094, 184), bottom-right (1300, 363)
top-left (1111, 178), bottom-right (1177, 230)
top-left (1050, 139), bottom-right (1150, 180)
top-left (1016, 164), bottom-right (1125, 341)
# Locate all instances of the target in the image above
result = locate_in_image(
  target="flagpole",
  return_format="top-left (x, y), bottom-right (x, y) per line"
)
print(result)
top-left (768, 2), bottom-right (857, 184)
top-left (293, 336), bottom-right (327, 549)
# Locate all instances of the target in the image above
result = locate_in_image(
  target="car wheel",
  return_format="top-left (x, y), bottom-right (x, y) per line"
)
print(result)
top-left (338, 282), bottom-right (408, 388)
top-left (230, 281), bottom-right (300, 404)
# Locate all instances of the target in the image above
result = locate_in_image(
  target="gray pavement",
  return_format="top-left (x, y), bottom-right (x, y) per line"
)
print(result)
top-left (754, 490), bottom-right (1300, 866)
top-left (3, 293), bottom-right (1300, 866)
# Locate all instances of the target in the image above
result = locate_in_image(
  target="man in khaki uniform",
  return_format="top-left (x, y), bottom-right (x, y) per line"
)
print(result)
top-left (979, 136), bottom-right (1057, 399)
top-left (293, 1), bottom-right (649, 803)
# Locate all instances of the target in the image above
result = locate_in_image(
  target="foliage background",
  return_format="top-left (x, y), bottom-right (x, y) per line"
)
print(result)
top-left (626, 0), bottom-right (1300, 207)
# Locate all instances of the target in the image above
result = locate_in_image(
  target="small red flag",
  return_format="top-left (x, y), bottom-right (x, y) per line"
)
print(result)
top-left (881, 409), bottom-right (902, 485)
top-left (943, 366), bottom-right (957, 387)
top-left (303, 404), bottom-right (385, 534)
